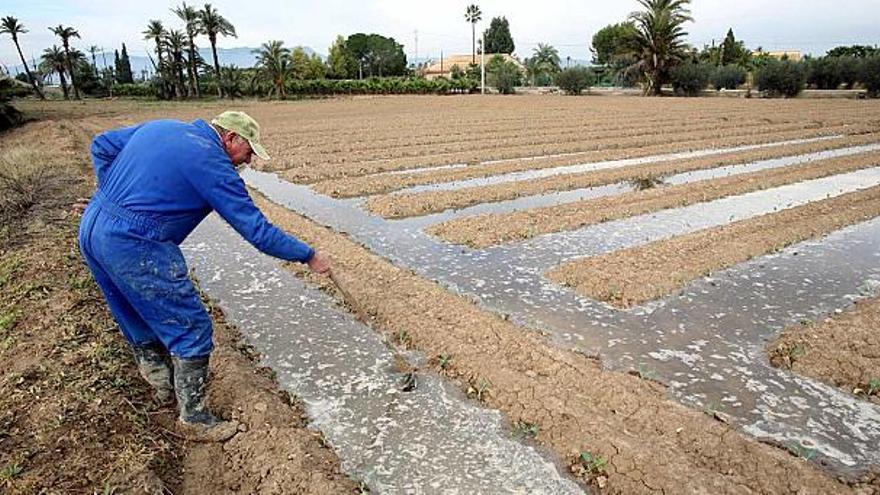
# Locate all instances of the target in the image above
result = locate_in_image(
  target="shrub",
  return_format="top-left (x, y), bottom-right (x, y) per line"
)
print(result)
top-left (486, 55), bottom-right (522, 95)
top-left (711, 65), bottom-right (747, 90)
top-left (0, 148), bottom-right (48, 222)
top-left (670, 63), bottom-right (712, 96)
top-left (807, 57), bottom-right (841, 89)
top-left (111, 83), bottom-right (155, 97)
top-left (756, 59), bottom-right (806, 98)
top-left (0, 75), bottom-right (26, 132)
top-left (862, 56), bottom-right (880, 97)
top-left (555, 67), bottom-right (595, 95)
top-left (836, 57), bottom-right (860, 89)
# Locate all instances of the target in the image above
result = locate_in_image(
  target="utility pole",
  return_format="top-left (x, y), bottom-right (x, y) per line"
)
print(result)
top-left (440, 50), bottom-right (443, 74)
top-left (414, 30), bottom-right (418, 66)
top-left (481, 30), bottom-right (485, 94)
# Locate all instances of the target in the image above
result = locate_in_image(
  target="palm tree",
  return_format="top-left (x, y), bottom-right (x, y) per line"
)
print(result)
top-left (524, 44), bottom-right (561, 86)
top-left (167, 30), bottom-right (188, 98)
top-left (40, 45), bottom-right (69, 99)
top-left (172, 2), bottom-right (202, 97)
top-left (252, 40), bottom-right (291, 98)
top-left (199, 3), bottom-right (236, 97)
top-left (87, 45), bottom-right (100, 76)
top-left (143, 20), bottom-right (167, 66)
top-left (464, 5), bottom-right (482, 65)
top-left (1, 17), bottom-right (45, 99)
top-left (627, 0), bottom-right (693, 95)
top-left (49, 24), bottom-right (81, 99)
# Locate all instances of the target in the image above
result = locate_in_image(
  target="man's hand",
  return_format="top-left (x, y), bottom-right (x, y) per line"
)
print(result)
top-left (307, 251), bottom-right (331, 274)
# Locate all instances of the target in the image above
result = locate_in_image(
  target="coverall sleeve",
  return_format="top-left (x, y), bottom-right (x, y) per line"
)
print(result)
top-left (188, 155), bottom-right (315, 263)
top-left (90, 124), bottom-right (143, 186)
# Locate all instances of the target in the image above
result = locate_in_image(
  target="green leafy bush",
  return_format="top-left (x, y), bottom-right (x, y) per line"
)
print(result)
top-left (862, 56), bottom-right (880, 97)
top-left (756, 59), bottom-right (806, 98)
top-left (807, 57), bottom-right (841, 89)
top-left (486, 55), bottom-right (522, 95)
top-left (112, 83), bottom-right (155, 97)
top-left (0, 75), bottom-right (26, 131)
top-left (711, 65), bottom-right (747, 90)
top-left (670, 63), bottom-right (712, 96)
top-left (555, 67), bottom-right (595, 95)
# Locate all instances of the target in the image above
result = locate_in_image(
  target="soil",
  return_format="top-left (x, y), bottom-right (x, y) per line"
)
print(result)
top-left (429, 145), bottom-right (880, 248)
top-left (318, 128), bottom-right (880, 199)
top-left (253, 191), bottom-right (879, 494)
top-left (299, 120), bottom-right (872, 184)
top-left (0, 118), bottom-right (358, 494)
top-left (547, 186), bottom-right (880, 309)
top-left (768, 297), bottom-right (880, 406)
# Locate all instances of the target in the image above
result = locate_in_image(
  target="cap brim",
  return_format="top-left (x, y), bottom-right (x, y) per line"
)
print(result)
top-left (249, 140), bottom-right (270, 160)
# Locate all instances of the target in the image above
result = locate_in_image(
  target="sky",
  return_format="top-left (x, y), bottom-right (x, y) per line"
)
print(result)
top-left (2, 0), bottom-right (879, 69)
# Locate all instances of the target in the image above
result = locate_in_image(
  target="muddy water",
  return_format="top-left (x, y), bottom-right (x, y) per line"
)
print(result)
top-left (393, 136), bottom-right (842, 195)
top-left (239, 148), bottom-right (880, 477)
top-left (183, 220), bottom-right (584, 494)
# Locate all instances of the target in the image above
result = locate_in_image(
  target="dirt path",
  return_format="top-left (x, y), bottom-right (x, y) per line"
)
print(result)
top-left (547, 185), bottom-right (880, 309)
top-left (769, 297), bottom-right (880, 406)
top-left (429, 145), bottom-right (880, 248)
top-left (0, 119), bottom-right (358, 494)
top-left (254, 191), bottom-right (875, 494)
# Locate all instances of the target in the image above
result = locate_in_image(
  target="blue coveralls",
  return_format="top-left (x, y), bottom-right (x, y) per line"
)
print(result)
top-left (78, 119), bottom-right (314, 358)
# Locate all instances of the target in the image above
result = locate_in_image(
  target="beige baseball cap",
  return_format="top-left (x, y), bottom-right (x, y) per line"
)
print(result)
top-left (211, 110), bottom-right (270, 160)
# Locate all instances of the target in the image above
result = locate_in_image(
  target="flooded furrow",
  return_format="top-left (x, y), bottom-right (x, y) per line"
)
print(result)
top-left (394, 136), bottom-right (841, 195)
top-left (241, 164), bottom-right (880, 475)
top-left (397, 143), bottom-right (880, 230)
top-left (183, 217), bottom-right (584, 494)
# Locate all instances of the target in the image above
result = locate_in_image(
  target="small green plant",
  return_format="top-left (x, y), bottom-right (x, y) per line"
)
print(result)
top-left (396, 330), bottom-right (411, 348)
top-left (0, 311), bottom-right (17, 333)
top-left (703, 400), bottom-right (722, 416)
top-left (0, 462), bottom-right (23, 482)
top-left (787, 441), bottom-right (816, 461)
top-left (629, 176), bottom-right (665, 191)
top-left (513, 420), bottom-right (540, 439)
top-left (468, 378), bottom-right (493, 401)
top-left (637, 364), bottom-right (657, 381)
top-left (788, 344), bottom-right (806, 361)
top-left (868, 378), bottom-right (880, 396)
top-left (798, 318), bottom-right (813, 326)
top-left (438, 354), bottom-right (452, 370)
top-left (578, 451), bottom-right (608, 474)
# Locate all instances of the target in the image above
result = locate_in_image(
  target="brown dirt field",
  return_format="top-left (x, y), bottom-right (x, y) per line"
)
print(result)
top-left (0, 118), bottom-right (358, 494)
top-left (768, 297), bottom-right (880, 406)
top-left (294, 119), bottom-right (872, 183)
top-left (365, 124), bottom-right (879, 218)
top-left (429, 145), bottom-right (880, 248)
top-left (253, 192), bottom-right (878, 494)
top-left (547, 186), bottom-right (880, 309)
top-left (364, 133), bottom-right (878, 218)
top-left (316, 131), bottom-right (880, 199)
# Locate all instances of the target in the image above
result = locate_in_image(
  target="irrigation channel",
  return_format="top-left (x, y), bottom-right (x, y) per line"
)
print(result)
top-left (183, 139), bottom-right (880, 488)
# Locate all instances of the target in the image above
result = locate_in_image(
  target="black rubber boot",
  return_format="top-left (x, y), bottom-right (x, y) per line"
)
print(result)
top-left (132, 343), bottom-right (174, 404)
top-left (172, 356), bottom-right (239, 442)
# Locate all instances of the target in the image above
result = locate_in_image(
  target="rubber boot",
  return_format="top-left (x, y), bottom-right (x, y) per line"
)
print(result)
top-left (132, 343), bottom-right (174, 404)
top-left (172, 356), bottom-right (239, 442)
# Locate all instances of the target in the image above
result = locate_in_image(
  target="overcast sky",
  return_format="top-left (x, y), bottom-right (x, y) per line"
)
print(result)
top-left (3, 0), bottom-right (879, 68)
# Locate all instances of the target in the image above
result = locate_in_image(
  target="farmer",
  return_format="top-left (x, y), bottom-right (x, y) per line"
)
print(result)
top-left (78, 111), bottom-right (330, 441)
